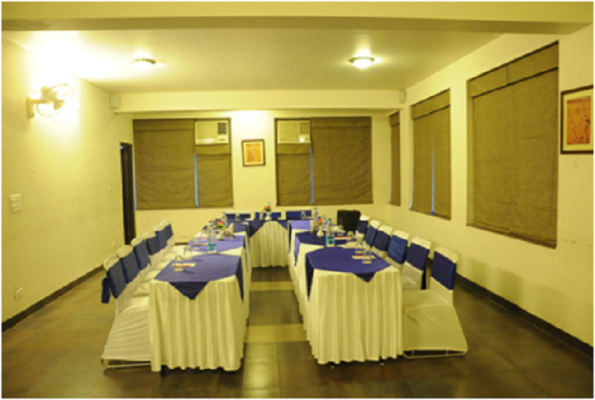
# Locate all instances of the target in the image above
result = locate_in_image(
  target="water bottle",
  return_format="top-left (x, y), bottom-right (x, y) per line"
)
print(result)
top-left (313, 207), bottom-right (318, 219)
top-left (207, 229), bottom-right (217, 254)
top-left (325, 219), bottom-right (335, 247)
top-left (300, 210), bottom-right (306, 220)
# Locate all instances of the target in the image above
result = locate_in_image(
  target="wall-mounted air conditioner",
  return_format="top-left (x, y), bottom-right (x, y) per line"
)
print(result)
top-left (277, 120), bottom-right (311, 144)
top-left (195, 120), bottom-right (229, 145)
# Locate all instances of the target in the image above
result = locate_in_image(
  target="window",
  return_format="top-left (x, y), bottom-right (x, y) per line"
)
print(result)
top-left (134, 118), bottom-right (233, 210)
top-left (389, 112), bottom-right (401, 206)
top-left (468, 43), bottom-right (558, 247)
top-left (275, 117), bottom-right (373, 206)
top-left (410, 90), bottom-right (451, 219)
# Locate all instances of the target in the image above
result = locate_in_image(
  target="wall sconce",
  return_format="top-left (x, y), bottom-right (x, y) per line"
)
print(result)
top-left (27, 83), bottom-right (74, 118)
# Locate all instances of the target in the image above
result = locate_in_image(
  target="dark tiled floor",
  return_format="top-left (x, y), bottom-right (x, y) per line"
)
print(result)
top-left (3, 266), bottom-right (593, 398)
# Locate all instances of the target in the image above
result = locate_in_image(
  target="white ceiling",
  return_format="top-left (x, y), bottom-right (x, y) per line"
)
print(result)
top-left (2, 2), bottom-right (592, 95)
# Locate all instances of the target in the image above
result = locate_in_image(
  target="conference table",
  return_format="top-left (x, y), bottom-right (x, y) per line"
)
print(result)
top-left (148, 217), bottom-right (402, 371)
top-left (148, 225), bottom-right (250, 372)
top-left (291, 230), bottom-right (403, 364)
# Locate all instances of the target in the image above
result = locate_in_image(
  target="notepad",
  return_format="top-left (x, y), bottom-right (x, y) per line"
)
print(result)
top-left (352, 255), bottom-right (375, 260)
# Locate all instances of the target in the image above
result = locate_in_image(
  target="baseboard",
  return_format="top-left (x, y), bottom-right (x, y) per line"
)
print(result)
top-left (456, 273), bottom-right (593, 359)
top-left (2, 265), bottom-right (104, 332)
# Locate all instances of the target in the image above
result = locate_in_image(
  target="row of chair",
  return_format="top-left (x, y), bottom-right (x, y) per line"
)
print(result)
top-left (354, 214), bottom-right (468, 359)
top-left (100, 220), bottom-right (180, 367)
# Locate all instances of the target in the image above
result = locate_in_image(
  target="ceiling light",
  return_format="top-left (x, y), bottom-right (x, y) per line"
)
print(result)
top-left (349, 56), bottom-right (375, 69)
top-left (132, 58), bottom-right (156, 71)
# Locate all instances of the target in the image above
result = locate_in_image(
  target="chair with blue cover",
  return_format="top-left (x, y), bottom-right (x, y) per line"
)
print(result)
top-left (285, 210), bottom-right (312, 220)
top-left (116, 245), bottom-right (144, 296)
top-left (225, 210), bottom-right (252, 222)
top-left (402, 237), bottom-right (431, 290)
top-left (154, 224), bottom-right (177, 264)
top-left (363, 220), bottom-right (381, 250)
top-left (354, 214), bottom-right (370, 242)
top-left (143, 230), bottom-right (168, 271)
top-left (386, 230), bottom-right (410, 268)
top-left (371, 225), bottom-right (393, 258)
top-left (402, 246), bottom-right (468, 359)
top-left (254, 211), bottom-right (282, 220)
top-left (101, 255), bottom-right (151, 368)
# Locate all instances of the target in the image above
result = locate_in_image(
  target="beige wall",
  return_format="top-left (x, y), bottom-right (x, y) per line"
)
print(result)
top-left (134, 109), bottom-right (391, 242)
top-left (2, 39), bottom-right (133, 321)
top-left (386, 25), bottom-right (593, 345)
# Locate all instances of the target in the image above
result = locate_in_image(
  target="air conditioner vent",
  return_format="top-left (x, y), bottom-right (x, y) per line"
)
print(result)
top-left (195, 120), bottom-right (229, 145)
top-left (277, 120), bottom-right (311, 144)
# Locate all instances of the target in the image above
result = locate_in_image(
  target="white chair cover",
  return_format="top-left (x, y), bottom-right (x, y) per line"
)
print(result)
top-left (402, 246), bottom-right (467, 358)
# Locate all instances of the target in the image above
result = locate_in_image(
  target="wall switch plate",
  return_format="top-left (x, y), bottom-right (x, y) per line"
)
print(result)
top-left (14, 287), bottom-right (23, 300)
top-left (9, 194), bottom-right (22, 213)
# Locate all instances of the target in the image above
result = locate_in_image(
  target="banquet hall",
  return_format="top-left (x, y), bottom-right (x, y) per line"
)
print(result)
top-left (2, 2), bottom-right (593, 398)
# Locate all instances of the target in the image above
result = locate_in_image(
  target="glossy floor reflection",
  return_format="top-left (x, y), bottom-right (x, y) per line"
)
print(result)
top-left (3, 266), bottom-right (593, 398)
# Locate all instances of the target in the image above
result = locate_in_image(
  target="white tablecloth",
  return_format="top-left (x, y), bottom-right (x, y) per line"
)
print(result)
top-left (148, 246), bottom-right (249, 372)
top-left (290, 235), bottom-right (403, 364)
top-left (306, 267), bottom-right (402, 364)
top-left (249, 221), bottom-right (289, 268)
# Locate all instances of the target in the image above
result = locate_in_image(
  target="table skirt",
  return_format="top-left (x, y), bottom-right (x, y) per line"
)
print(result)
top-left (249, 221), bottom-right (289, 268)
top-left (305, 267), bottom-right (402, 364)
top-left (149, 274), bottom-right (245, 372)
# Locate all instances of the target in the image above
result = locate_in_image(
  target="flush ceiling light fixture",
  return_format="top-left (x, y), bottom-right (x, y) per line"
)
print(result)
top-left (132, 58), bottom-right (156, 71)
top-left (26, 83), bottom-right (74, 118)
top-left (349, 56), bottom-right (375, 69)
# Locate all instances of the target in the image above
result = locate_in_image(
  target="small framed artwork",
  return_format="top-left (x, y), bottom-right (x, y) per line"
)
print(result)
top-left (561, 85), bottom-right (593, 154)
top-left (242, 139), bottom-right (265, 167)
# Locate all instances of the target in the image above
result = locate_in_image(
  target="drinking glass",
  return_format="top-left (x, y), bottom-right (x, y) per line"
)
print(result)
top-left (363, 247), bottom-right (372, 264)
top-left (183, 245), bottom-right (192, 260)
top-left (355, 237), bottom-right (364, 255)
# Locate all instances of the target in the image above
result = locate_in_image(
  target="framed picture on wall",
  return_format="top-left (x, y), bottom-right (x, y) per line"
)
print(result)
top-left (561, 85), bottom-right (593, 154)
top-left (242, 139), bottom-right (266, 166)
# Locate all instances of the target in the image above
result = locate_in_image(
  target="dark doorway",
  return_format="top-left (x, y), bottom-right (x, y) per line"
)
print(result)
top-left (120, 143), bottom-right (136, 244)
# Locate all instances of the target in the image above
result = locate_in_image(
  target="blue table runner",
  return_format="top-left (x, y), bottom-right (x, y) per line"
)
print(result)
top-left (288, 220), bottom-right (312, 251)
top-left (192, 236), bottom-right (245, 253)
top-left (305, 247), bottom-right (389, 298)
top-left (155, 254), bottom-right (243, 301)
top-left (294, 232), bottom-right (348, 264)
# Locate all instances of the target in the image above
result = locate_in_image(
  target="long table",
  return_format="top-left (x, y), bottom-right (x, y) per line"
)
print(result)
top-left (149, 229), bottom-right (250, 372)
top-left (290, 230), bottom-right (403, 364)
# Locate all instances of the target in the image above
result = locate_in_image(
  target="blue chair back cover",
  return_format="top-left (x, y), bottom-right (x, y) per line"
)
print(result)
top-left (387, 235), bottom-right (408, 264)
top-left (364, 225), bottom-right (378, 247)
top-left (255, 211), bottom-right (282, 220)
top-left (133, 241), bottom-right (151, 270)
top-left (164, 224), bottom-right (173, 240)
top-left (432, 251), bottom-right (457, 290)
top-left (405, 242), bottom-right (429, 272)
top-left (107, 260), bottom-right (127, 299)
top-left (286, 210), bottom-right (312, 220)
top-left (357, 219), bottom-right (368, 234)
top-left (372, 230), bottom-right (390, 251)
top-left (155, 229), bottom-right (168, 251)
top-left (226, 212), bottom-right (251, 220)
top-left (121, 251), bottom-right (140, 283)
top-left (146, 235), bottom-right (160, 255)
